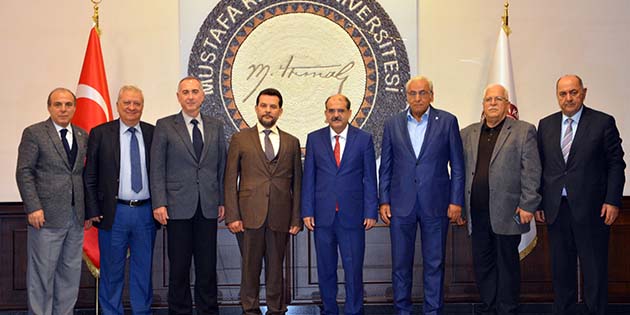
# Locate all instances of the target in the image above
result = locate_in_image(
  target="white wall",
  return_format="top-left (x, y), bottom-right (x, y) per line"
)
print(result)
top-left (1, 0), bottom-right (628, 201)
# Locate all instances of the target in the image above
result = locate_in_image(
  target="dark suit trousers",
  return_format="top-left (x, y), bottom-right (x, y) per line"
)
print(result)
top-left (167, 204), bottom-right (218, 315)
top-left (548, 198), bottom-right (609, 315)
top-left (471, 208), bottom-right (521, 315)
top-left (236, 221), bottom-right (289, 315)
top-left (314, 213), bottom-right (365, 315)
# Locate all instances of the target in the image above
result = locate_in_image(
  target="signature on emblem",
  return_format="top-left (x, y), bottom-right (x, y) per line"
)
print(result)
top-left (242, 55), bottom-right (355, 103)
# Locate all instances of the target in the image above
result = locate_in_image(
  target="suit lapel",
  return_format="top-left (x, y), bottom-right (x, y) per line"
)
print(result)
top-left (200, 114), bottom-right (214, 163)
top-left (319, 128), bottom-right (337, 168)
top-left (490, 118), bottom-right (513, 165)
top-left (173, 113), bottom-right (197, 161)
top-left (71, 126), bottom-right (87, 171)
top-left (566, 106), bottom-right (590, 165)
top-left (339, 126), bottom-right (358, 171)
top-left (417, 107), bottom-right (436, 160)
top-left (397, 111), bottom-right (417, 159)
top-left (110, 120), bottom-right (121, 172)
top-left (469, 123), bottom-right (481, 170)
top-left (45, 119), bottom-right (72, 170)
top-left (549, 112), bottom-right (566, 166)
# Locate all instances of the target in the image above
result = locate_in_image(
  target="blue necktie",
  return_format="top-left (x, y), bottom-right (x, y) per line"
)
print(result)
top-left (129, 128), bottom-right (142, 193)
top-left (191, 119), bottom-right (203, 160)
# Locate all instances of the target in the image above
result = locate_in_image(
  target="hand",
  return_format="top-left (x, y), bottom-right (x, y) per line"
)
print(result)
top-left (289, 225), bottom-right (300, 235)
top-left (227, 220), bottom-right (244, 233)
top-left (84, 215), bottom-right (102, 230)
top-left (217, 206), bottom-right (225, 223)
top-left (534, 210), bottom-right (546, 223)
top-left (455, 217), bottom-right (466, 226)
top-left (516, 207), bottom-right (534, 224)
top-left (447, 204), bottom-right (462, 223)
top-left (153, 206), bottom-right (169, 225)
top-left (601, 203), bottom-right (619, 225)
top-left (379, 204), bottom-right (391, 225)
top-left (364, 218), bottom-right (376, 230)
top-left (27, 209), bottom-right (45, 229)
top-left (303, 217), bottom-right (315, 231)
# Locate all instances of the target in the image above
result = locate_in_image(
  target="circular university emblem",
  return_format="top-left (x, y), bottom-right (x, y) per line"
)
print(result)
top-left (188, 0), bottom-right (410, 154)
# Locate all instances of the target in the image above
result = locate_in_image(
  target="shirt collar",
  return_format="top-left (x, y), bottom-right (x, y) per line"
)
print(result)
top-left (52, 121), bottom-right (72, 134)
top-left (406, 106), bottom-right (430, 123)
top-left (181, 111), bottom-right (202, 125)
top-left (482, 117), bottom-right (506, 132)
top-left (562, 105), bottom-right (584, 124)
top-left (256, 123), bottom-right (279, 135)
top-left (329, 124), bottom-right (349, 140)
top-left (119, 119), bottom-right (141, 134)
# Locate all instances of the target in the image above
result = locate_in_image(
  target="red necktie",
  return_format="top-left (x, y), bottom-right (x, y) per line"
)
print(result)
top-left (334, 135), bottom-right (340, 211)
top-left (334, 135), bottom-right (341, 167)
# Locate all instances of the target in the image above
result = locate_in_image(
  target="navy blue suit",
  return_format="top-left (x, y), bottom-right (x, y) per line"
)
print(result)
top-left (379, 107), bottom-right (465, 315)
top-left (302, 125), bottom-right (378, 315)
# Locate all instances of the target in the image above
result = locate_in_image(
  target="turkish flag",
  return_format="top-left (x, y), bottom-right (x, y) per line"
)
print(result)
top-left (73, 27), bottom-right (112, 278)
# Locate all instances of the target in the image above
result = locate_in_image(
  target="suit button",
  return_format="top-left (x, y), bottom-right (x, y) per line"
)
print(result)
top-left (416, 161), bottom-right (419, 166)
top-left (414, 179), bottom-right (417, 183)
top-left (472, 172), bottom-right (475, 176)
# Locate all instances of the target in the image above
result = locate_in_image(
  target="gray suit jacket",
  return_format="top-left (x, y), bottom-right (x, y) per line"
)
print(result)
top-left (150, 112), bottom-right (226, 219)
top-left (461, 118), bottom-right (541, 235)
top-left (16, 118), bottom-right (88, 227)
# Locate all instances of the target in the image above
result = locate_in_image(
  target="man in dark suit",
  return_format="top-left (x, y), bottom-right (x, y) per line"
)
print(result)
top-left (301, 94), bottom-right (378, 315)
top-left (84, 85), bottom-right (156, 315)
top-left (379, 76), bottom-right (465, 315)
top-left (224, 88), bottom-right (302, 315)
top-left (461, 84), bottom-right (541, 314)
top-left (16, 88), bottom-right (88, 315)
top-left (151, 77), bottom-right (226, 315)
top-left (536, 75), bottom-right (626, 315)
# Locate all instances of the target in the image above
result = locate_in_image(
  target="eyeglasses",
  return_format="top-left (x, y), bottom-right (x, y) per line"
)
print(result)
top-left (483, 96), bottom-right (508, 103)
top-left (407, 90), bottom-right (432, 97)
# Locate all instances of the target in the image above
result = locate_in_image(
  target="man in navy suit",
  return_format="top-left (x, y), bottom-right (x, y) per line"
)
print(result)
top-left (84, 85), bottom-right (157, 315)
top-left (379, 76), bottom-right (465, 315)
top-left (536, 75), bottom-right (625, 315)
top-left (302, 94), bottom-right (378, 315)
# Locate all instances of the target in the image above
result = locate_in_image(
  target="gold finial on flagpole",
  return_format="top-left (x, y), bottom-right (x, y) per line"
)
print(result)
top-left (91, 0), bottom-right (102, 35)
top-left (502, 0), bottom-right (511, 36)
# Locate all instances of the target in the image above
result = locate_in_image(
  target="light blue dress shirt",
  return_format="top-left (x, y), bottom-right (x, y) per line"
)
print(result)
top-left (561, 105), bottom-right (583, 196)
top-left (118, 120), bottom-right (150, 200)
top-left (407, 107), bottom-right (430, 158)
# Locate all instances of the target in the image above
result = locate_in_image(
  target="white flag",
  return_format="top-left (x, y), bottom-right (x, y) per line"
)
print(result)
top-left (487, 26), bottom-right (537, 260)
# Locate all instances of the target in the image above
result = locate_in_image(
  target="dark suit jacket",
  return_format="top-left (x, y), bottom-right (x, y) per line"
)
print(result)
top-left (301, 125), bottom-right (378, 228)
top-left (538, 106), bottom-right (625, 224)
top-left (16, 118), bottom-right (88, 227)
top-left (84, 119), bottom-right (157, 230)
top-left (224, 126), bottom-right (303, 232)
top-left (379, 107), bottom-right (465, 218)
top-left (150, 112), bottom-right (226, 219)
top-left (461, 118), bottom-right (541, 235)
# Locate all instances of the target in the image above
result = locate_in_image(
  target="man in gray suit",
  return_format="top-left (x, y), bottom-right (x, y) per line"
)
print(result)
top-left (460, 84), bottom-right (541, 314)
top-left (151, 76), bottom-right (226, 315)
top-left (16, 87), bottom-right (88, 315)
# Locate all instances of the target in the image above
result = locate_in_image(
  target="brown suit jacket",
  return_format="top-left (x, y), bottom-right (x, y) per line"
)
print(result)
top-left (224, 126), bottom-right (303, 232)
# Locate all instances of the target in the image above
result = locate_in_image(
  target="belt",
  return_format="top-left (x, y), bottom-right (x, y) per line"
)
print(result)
top-left (117, 199), bottom-right (150, 207)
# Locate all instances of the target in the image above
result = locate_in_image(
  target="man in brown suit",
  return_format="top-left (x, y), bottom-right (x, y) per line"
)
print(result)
top-left (224, 88), bottom-right (303, 315)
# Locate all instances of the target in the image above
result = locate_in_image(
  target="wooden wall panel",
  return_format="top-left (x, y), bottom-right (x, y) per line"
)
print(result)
top-left (1, 198), bottom-right (629, 310)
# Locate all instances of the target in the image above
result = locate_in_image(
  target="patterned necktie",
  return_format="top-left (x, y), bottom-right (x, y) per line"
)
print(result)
top-left (60, 128), bottom-right (72, 164)
top-left (561, 118), bottom-right (573, 162)
top-left (191, 119), bottom-right (203, 160)
top-left (129, 128), bottom-right (142, 193)
top-left (334, 135), bottom-right (341, 167)
top-left (263, 129), bottom-right (275, 161)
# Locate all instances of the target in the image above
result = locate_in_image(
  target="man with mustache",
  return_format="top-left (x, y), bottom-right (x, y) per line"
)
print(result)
top-left (460, 84), bottom-right (541, 314)
top-left (224, 88), bottom-right (303, 315)
top-left (301, 94), bottom-right (378, 315)
top-left (379, 76), bottom-right (465, 315)
top-left (536, 75), bottom-right (625, 315)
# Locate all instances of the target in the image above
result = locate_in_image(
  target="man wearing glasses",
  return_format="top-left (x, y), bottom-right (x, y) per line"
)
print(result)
top-left (379, 76), bottom-right (465, 315)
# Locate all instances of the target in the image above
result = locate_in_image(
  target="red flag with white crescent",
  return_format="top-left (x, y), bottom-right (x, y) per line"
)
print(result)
top-left (73, 26), bottom-right (112, 278)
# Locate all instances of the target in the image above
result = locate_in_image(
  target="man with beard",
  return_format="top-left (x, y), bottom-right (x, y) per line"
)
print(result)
top-left (224, 88), bottom-right (303, 315)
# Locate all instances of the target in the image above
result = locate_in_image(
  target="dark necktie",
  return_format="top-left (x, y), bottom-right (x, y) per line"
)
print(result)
top-left (60, 128), bottom-right (72, 164)
top-left (129, 128), bottom-right (142, 193)
top-left (561, 118), bottom-right (573, 162)
top-left (191, 119), bottom-right (203, 160)
top-left (263, 129), bottom-right (275, 161)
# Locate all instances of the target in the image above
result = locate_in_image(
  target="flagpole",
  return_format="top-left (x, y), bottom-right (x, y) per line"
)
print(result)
top-left (90, 2), bottom-right (101, 314)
